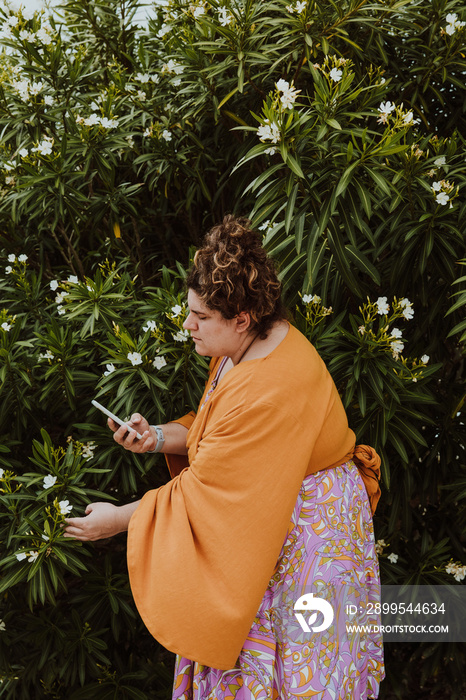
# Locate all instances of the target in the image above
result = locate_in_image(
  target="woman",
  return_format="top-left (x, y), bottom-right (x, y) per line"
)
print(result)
top-left (64, 215), bottom-right (385, 699)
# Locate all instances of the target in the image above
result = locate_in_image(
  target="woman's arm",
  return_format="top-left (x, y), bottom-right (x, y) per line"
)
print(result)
top-left (109, 414), bottom-right (189, 455)
top-left (63, 501), bottom-right (140, 541)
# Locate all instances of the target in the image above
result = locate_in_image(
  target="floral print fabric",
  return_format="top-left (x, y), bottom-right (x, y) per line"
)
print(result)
top-left (172, 460), bottom-right (385, 699)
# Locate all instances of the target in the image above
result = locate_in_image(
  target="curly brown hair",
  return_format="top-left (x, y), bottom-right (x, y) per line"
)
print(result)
top-left (186, 215), bottom-right (287, 338)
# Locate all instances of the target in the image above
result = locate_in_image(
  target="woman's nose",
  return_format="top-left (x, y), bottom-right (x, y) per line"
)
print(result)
top-left (183, 313), bottom-right (196, 330)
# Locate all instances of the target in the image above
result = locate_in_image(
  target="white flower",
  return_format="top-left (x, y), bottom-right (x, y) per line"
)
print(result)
top-left (100, 117), bottom-right (119, 129)
top-left (377, 101), bottom-right (395, 124)
top-left (81, 442), bottom-right (96, 459)
top-left (403, 111), bottom-right (414, 124)
top-left (8, 254), bottom-right (16, 262)
top-left (29, 81), bottom-right (44, 96)
top-left (0, 620), bottom-right (5, 632)
top-left (16, 552), bottom-right (27, 561)
top-left (400, 298), bottom-right (414, 321)
top-left (127, 352), bottom-right (143, 366)
top-left (258, 220), bottom-right (271, 231)
top-left (218, 7), bottom-right (233, 25)
top-left (446, 13), bottom-right (458, 24)
top-left (287, 1), bottom-right (306, 12)
top-left (32, 139), bottom-right (53, 156)
top-left (55, 292), bottom-right (68, 304)
top-left (21, 7), bottom-right (36, 20)
top-left (19, 29), bottom-right (35, 42)
top-left (0, 468), bottom-right (4, 478)
top-left (434, 156), bottom-right (446, 166)
top-left (264, 147), bottom-right (277, 155)
top-left (173, 329), bottom-right (190, 343)
top-left (391, 340), bottom-right (404, 356)
top-left (103, 363), bottom-right (115, 376)
top-left (171, 304), bottom-right (182, 317)
top-left (49, 280), bottom-right (59, 291)
top-left (1, 323), bottom-right (11, 332)
top-left (36, 28), bottom-right (53, 45)
top-left (18, 254), bottom-right (28, 262)
top-left (445, 23), bottom-right (456, 35)
top-left (43, 474), bottom-right (57, 489)
top-left (436, 192), bottom-right (449, 205)
top-left (27, 550), bottom-right (39, 563)
top-left (375, 539), bottom-right (387, 555)
top-left (446, 561), bottom-right (466, 582)
top-left (421, 354), bottom-right (429, 364)
top-left (57, 305), bottom-right (65, 315)
top-left (257, 120), bottom-right (281, 144)
top-left (387, 553), bottom-right (398, 564)
top-left (143, 320), bottom-right (157, 332)
top-left (329, 68), bottom-right (342, 82)
top-left (42, 534), bottom-right (49, 541)
top-left (19, 148), bottom-right (28, 158)
top-left (390, 327), bottom-right (402, 339)
top-left (277, 80), bottom-right (300, 110)
top-left (431, 181), bottom-right (442, 191)
top-left (376, 296), bottom-right (390, 315)
top-left (163, 59), bottom-right (184, 75)
top-left (192, 5), bottom-right (205, 18)
top-left (39, 350), bottom-right (54, 361)
top-left (161, 130), bottom-right (172, 141)
top-left (67, 275), bottom-right (78, 284)
top-left (135, 72), bottom-right (151, 82)
top-left (85, 114), bottom-right (101, 126)
top-left (5, 266), bottom-right (13, 274)
top-left (302, 294), bottom-right (312, 303)
top-left (358, 326), bottom-right (365, 335)
top-left (58, 500), bottom-right (72, 515)
top-left (153, 355), bottom-right (167, 370)
top-left (157, 24), bottom-right (171, 37)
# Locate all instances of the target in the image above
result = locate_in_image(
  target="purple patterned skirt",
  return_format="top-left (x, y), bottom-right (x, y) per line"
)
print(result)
top-left (172, 460), bottom-right (385, 699)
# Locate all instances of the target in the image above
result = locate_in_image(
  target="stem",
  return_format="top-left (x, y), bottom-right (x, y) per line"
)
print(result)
top-left (57, 224), bottom-right (85, 278)
top-left (131, 216), bottom-right (148, 286)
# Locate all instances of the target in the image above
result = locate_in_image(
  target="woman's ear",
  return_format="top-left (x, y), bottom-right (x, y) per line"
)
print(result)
top-left (235, 311), bottom-right (252, 334)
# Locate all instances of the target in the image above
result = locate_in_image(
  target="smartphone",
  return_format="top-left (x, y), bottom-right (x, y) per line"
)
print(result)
top-left (91, 399), bottom-right (143, 439)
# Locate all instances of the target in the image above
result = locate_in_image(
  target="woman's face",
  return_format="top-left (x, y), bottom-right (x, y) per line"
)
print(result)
top-left (183, 289), bottom-right (249, 358)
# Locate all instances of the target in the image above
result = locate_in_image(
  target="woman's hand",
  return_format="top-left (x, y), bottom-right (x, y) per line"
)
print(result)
top-left (108, 413), bottom-right (157, 453)
top-left (63, 501), bottom-right (139, 541)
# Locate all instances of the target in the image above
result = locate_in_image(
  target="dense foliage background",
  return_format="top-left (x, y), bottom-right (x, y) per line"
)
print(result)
top-left (0, 0), bottom-right (465, 697)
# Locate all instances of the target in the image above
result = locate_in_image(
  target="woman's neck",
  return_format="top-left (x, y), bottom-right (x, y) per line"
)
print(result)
top-left (230, 320), bottom-right (289, 366)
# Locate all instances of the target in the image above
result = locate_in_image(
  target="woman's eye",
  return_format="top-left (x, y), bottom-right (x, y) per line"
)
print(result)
top-left (198, 316), bottom-right (206, 321)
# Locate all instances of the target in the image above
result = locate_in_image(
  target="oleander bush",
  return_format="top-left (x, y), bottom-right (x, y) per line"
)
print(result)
top-left (0, 0), bottom-right (465, 697)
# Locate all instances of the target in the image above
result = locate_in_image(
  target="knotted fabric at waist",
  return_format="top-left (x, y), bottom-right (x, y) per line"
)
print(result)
top-left (352, 444), bottom-right (381, 515)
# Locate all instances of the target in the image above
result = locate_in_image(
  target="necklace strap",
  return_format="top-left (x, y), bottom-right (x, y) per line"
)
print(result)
top-left (235, 331), bottom-right (260, 366)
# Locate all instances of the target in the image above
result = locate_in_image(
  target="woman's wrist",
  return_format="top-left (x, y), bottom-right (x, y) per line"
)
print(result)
top-left (145, 422), bottom-right (189, 455)
top-left (148, 425), bottom-right (165, 453)
top-left (117, 501), bottom-right (141, 532)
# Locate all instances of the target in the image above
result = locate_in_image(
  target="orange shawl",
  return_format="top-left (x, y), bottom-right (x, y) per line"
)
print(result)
top-left (127, 324), bottom-right (381, 669)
